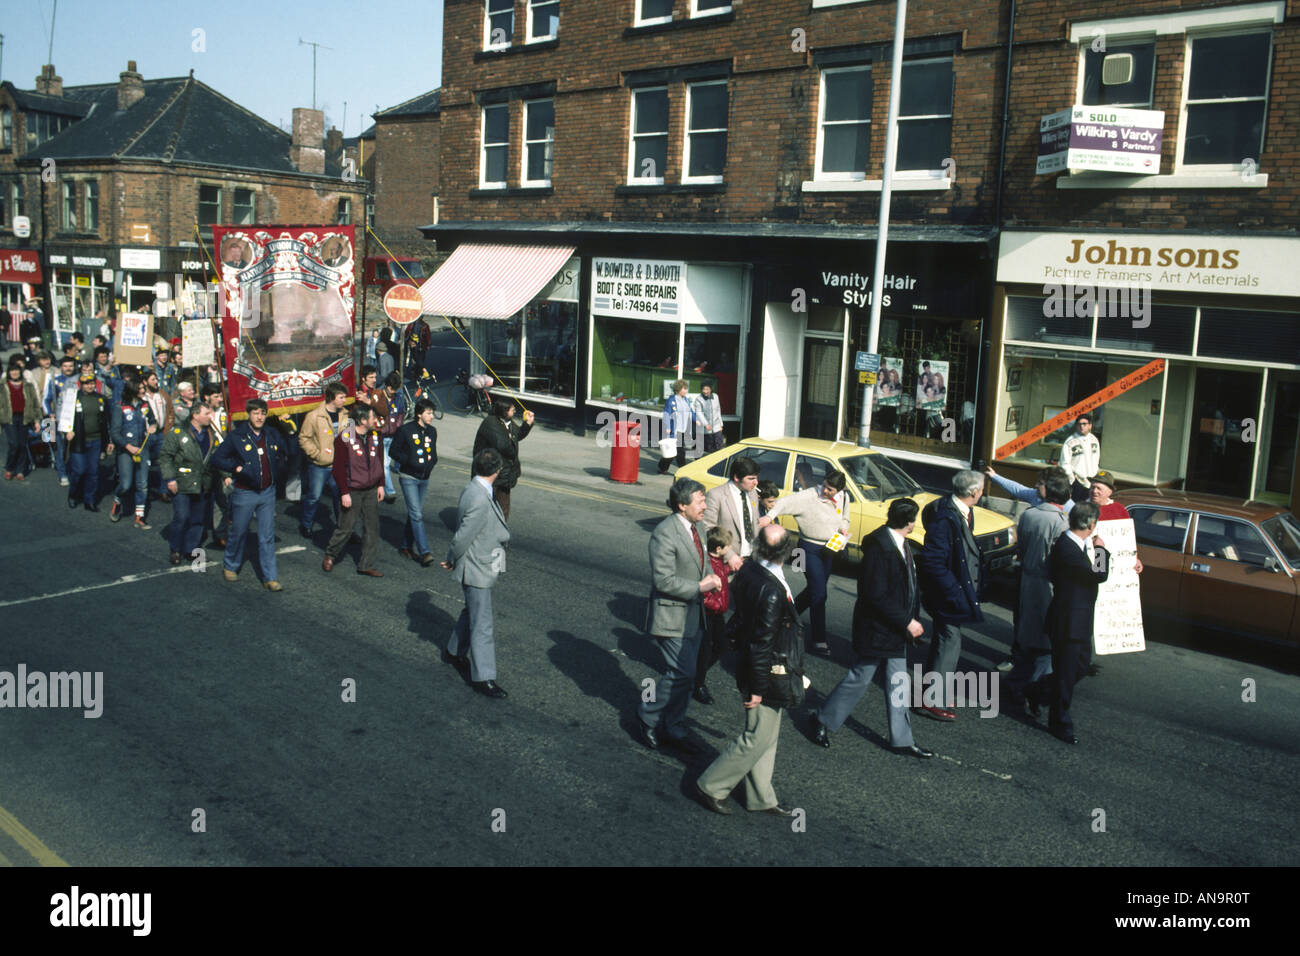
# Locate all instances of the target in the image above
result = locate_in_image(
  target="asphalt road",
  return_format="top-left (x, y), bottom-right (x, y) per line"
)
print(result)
top-left (0, 419), bottom-right (1297, 867)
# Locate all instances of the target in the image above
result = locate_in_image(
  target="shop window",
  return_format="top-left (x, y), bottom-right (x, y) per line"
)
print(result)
top-left (897, 58), bottom-right (953, 173)
top-left (527, 0), bottom-right (559, 41)
top-left (485, 0), bottom-right (513, 49)
top-left (1082, 41), bottom-right (1156, 108)
top-left (816, 66), bottom-right (871, 180)
top-left (1005, 294), bottom-right (1091, 347)
top-left (198, 185), bottom-right (222, 225)
top-left (629, 87), bottom-right (668, 184)
top-left (1257, 373), bottom-right (1300, 502)
top-left (1095, 303), bottom-right (1194, 354)
top-left (591, 315), bottom-right (680, 409)
top-left (522, 99), bottom-right (555, 186)
top-left (481, 105), bottom-right (509, 188)
top-left (683, 81), bottom-right (728, 184)
top-left (61, 181), bottom-right (77, 230)
top-left (691, 0), bottom-right (730, 17)
top-left (636, 0), bottom-right (674, 26)
top-left (233, 188), bottom-right (255, 225)
top-left (1129, 507), bottom-right (1189, 552)
top-left (83, 180), bottom-right (98, 232)
top-left (683, 325), bottom-right (739, 414)
top-left (1197, 308), bottom-right (1300, 363)
top-left (1181, 31), bottom-right (1271, 168)
top-left (523, 300), bottom-right (578, 397)
top-left (1193, 515), bottom-right (1274, 568)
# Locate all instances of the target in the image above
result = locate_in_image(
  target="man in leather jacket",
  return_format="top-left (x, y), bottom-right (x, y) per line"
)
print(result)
top-left (694, 524), bottom-right (799, 817)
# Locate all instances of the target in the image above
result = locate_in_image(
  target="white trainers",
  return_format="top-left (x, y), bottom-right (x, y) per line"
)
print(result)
top-left (59, 477), bottom-right (69, 486)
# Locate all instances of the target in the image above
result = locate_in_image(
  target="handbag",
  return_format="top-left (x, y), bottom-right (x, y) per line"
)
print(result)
top-left (658, 436), bottom-right (677, 458)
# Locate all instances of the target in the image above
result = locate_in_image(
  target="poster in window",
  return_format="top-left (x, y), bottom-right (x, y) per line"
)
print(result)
top-left (916, 358), bottom-right (948, 412)
top-left (875, 356), bottom-right (903, 407)
top-left (213, 225), bottom-right (355, 417)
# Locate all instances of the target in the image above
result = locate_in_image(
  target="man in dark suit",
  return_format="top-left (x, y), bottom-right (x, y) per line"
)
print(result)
top-left (1046, 500), bottom-right (1109, 744)
top-left (636, 477), bottom-right (722, 752)
top-left (811, 499), bottom-right (934, 758)
top-left (916, 470), bottom-right (986, 721)
top-left (471, 398), bottom-right (534, 520)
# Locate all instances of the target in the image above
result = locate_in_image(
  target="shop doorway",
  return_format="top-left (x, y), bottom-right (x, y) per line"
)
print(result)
top-left (1185, 368), bottom-right (1261, 498)
top-left (800, 337), bottom-right (842, 440)
top-left (1258, 372), bottom-right (1300, 505)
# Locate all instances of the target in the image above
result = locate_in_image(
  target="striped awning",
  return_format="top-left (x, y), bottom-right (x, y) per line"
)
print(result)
top-left (418, 242), bottom-right (576, 320)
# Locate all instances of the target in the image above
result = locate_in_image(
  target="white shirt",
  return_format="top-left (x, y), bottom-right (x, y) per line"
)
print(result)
top-left (952, 495), bottom-right (972, 522)
top-left (888, 527), bottom-right (909, 560)
top-left (475, 476), bottom-right (495, 499)
top-left (729, 482), bottom-right (754, 558)
top-left (1067, 529), bottom-right (1096, 566)
top-left (759, 558), bottom-right (794, 603)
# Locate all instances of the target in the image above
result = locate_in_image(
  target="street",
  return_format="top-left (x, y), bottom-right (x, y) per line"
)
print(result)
top-left (1, 407), bottom-right (1296, 867)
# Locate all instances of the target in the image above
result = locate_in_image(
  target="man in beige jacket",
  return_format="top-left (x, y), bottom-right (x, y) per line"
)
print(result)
top-left (298, 382), bottom-right (350, 538)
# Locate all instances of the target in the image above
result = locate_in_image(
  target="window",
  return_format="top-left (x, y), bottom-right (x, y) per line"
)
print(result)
top-left (485, 0), bottom-right (513, 49)
top-left (590, 315), bottom-right (680, 408)
top-left (62, 181), bottom-right (77, 230)
top-left (1261, 514), bottom-right (1300, 569)
top-left (10, 180), bottom-right (23, 220)
top-left (481, 105), bottom-right (509, 187)
top-left (83, 180), bottom-right (98, 232)
top-left (683, 81), bottom-right (728, 183)
top-left (691, 0), bottom-right (730, 16)
top-left (1, 108), bottom-right (10, 150)
top-left (816, 66), bottom-right (871, 179)
top-left (629, 88), bottom-right (668, 184)
top-left (839, 452), bottom-right (924, 501)
top-left (683, 325), bottom-right (739, 413)
top-left (233, 188), bottom-right (255, 225)
top-left (897, 58), bottom-right (953, 172)
top-left (637, 0), bottom-right (674, 25)
top-left (1193, 515), bottom-right (1275, 567)
top-left (198, 185), bottom-right (222, 225)
top-left (1130, 507), bottom-right (1190, 552)
top-left (1181, 31), bottom-right (1271, 167)
top-left (746, 448), bottom-right (791, 488)
top-left (336, 197), bottom-right (352, 225)
top-left (792, 455), bottom-right (831, 492)
top-left (1082, 41), bottom-right (1155, 107)
top-left (527, 0), bottom-right (559, 41)
top-left (523, 99), bottom-right (555, 186)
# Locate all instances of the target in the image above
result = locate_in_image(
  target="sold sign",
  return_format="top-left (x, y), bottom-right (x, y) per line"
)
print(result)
top-left (383, 285), bottom-right (423, 325)
top-left (996, 358), bottom-right (1165, 460)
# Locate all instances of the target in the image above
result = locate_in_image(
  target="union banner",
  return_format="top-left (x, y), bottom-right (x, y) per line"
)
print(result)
top-left (213, 225), bottom-right (355, 416)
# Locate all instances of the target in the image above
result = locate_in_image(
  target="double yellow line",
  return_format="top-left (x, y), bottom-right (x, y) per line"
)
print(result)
top-left (0, 802), bottom-right (69, 866)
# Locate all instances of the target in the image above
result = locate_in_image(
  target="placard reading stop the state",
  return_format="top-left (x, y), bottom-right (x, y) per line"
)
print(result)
top-left (383, 285), bottom-right (423, 325)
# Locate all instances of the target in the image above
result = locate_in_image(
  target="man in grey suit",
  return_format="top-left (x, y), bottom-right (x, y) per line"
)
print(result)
top-left (1005, 471), bottom-right (1072, 714)
top-left (702, 455), bottom-right (760, 572)
top-left (637, 477), bottom-right (723, 752)
top-left (442, 447), bottom-right (512, 699)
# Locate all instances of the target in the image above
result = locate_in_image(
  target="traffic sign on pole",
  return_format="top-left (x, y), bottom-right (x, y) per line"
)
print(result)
top-left (383, 285), bottom-right (422, 325)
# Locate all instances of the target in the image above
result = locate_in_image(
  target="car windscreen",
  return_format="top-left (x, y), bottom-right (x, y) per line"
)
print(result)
top-left (1261, 514), bottom-right (1300, 569)
top-left (839, 452), bottom-right (924, 501)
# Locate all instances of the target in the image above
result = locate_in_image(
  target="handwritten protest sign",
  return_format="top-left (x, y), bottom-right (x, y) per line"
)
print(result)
top-left (1094, 517), bottom-right (1146, 655)
top-left (182, 317), bottom-right (216, 368)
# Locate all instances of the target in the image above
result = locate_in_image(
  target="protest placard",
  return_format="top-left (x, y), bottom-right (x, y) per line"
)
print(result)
top-left (1094, 517), bottom-right (1146, 655)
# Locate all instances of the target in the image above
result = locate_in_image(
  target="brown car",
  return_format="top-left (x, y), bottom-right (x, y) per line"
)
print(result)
top-left (1114, 488), bottom-right (1300, 646)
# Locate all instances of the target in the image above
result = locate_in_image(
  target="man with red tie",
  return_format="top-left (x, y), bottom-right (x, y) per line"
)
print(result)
top-left (636, 477), bottom-right (722, 753)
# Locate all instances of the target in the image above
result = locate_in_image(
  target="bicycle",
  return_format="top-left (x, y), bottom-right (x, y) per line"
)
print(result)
top-left (453, 368), bottom-right (493, 415)
top-left (401, 368), bottom-right (443, 421)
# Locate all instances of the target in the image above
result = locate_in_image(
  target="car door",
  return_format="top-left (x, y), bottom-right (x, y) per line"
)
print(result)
top-left (1179, 512), bottom-right (1296, 640)
top-left (1127, 505), bottom-right (1191, 616)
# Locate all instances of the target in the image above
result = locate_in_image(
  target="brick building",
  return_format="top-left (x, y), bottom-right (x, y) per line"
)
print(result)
top-left (988, 0), bottom-right (1300, 508)
top-left (420, 0), bottom-right (1298, 504)
top-left (0, 61), bottom-right (366, 345)
top-left (373, 89), bottom-right (442, 252)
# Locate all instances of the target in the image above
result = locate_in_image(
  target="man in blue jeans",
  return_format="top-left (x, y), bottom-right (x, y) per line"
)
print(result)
top-left (211, 398), bottom-right (288, 591)
top-left (109, 380), bottom-right (157, 529)
top-left (43, 355), bottom-right (80, 487)
top-left (297, 382), bottom-right (348, 537)
top-left (388, 398), bottom-right (439, 565)
top-left (379, 371), bottom-right (406, 500)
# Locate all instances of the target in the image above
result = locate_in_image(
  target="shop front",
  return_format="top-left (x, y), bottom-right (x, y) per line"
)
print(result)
top-left (0, 247), bottom-right (42, 313)
top-left (46, 247), bottom-right (111, 343)
top-left (758, 236), bottom-right (992, 479)
top-left (992, 231), bottom-right (1300, 508)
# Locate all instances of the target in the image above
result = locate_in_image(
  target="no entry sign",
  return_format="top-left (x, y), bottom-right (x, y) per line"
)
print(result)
top-left (383, 285), bottom-right (422, 325)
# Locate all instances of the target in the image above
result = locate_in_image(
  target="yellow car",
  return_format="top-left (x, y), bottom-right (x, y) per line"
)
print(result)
top-left (677, 437), bottom-right (1017, 567)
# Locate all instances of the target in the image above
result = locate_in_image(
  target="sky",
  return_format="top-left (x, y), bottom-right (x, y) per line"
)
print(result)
top-left (1, 0), bottom-right (444, 136)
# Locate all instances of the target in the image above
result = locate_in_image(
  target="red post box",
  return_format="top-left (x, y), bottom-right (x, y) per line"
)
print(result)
top-left (609, 419), bottom-right (641, 483)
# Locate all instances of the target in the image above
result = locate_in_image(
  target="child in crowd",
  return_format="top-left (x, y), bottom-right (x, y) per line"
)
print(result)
top-left (757, 480), bottom-right (780, 518)
top-left (694, 525), bottom-right (735, 705)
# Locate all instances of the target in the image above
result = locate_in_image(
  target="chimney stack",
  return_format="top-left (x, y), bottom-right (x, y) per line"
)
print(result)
top-left (325, 126), bottom-right (343, 158)
top-left (117, 60), bottom-right (145, 111)
top-left (35, 65), bottom-right (63, 97)
top-left (290, 108), bottom-right (326, 175)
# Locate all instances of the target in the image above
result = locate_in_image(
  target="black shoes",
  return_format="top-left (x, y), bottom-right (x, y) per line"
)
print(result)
top-left (442, 649), bottom-right (469, 669)
top-left (636, 723), bottom-right (661, 750)
top-left (169, 551), bottom-right (182, 565)
top-left (892, 744), bottom-right (936, 759)
top-left (67, 496), bottom-right (79, 509)
top-left (694, 784), bottom-right (732, 815)
top-left (1086, 663), bottom-right (1101, 677)
top-left (1053, 728), bottom-right (1079, 745)
top-left (472, 680), bottom-right (507, 699)
top-left (808, 643), bottom-right (832, 658)
top-left (299, 525), bottom-right (313, 539)
top-left (84, 501), bottom-right (99, 512)
top-left (811, 718), bottom-right (831, 748)
top-left (693, 684), bottom-right (714, 705)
